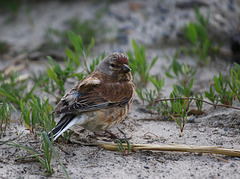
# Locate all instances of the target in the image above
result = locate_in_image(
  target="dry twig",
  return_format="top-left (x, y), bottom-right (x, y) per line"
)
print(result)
top-left (155, 97), bottom-right (240, 111)
top-left (97, 142), bottom-right (240, 157)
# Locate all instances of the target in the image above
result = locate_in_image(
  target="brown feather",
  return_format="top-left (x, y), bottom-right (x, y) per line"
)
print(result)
top-left (53, 71), bottom-right (135, 114)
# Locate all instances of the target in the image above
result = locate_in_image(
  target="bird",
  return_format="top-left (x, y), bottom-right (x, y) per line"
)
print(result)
top-left (48, 52), bottom-right (135, 141)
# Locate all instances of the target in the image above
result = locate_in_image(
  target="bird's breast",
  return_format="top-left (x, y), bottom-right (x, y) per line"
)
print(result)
top-left (79, 104), bottom-right (130, 132)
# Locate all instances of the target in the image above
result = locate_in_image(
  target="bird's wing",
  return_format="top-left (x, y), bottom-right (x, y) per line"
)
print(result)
top-left (53, 73), bottom-right (135, 115)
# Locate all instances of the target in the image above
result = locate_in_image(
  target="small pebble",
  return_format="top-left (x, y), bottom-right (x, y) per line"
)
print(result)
top-left (163, 115), bottom-right (169, 120)
top-left (220, 132), bottom-right (226, 136)
top-left (189, 117), bottom-right (195, 123)
top-left (144, 166), bottom-right (150, 169)
top-left (156, 4), bottom-right (169, 14)
top-left (2, 132), bottom-right (6, 137)
top-left (80, 160), bottom-right (88, 164)
top-left (230, 162), bottom-right (237, 167)
top-left (234, 157), bottom-right (240, 161)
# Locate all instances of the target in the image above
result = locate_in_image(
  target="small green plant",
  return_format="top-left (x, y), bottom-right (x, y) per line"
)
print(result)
top-left (20, 95), bottom-right (55, 134)
top-left (0, 73), bottom-right (38, 106)
top-left (8, 132), bottom-right (70, 178)
top-left (147, 85), bottom-right (193, 134)
top-left (213, 72), bottom-right (233, 106)
top-left (155, 99), bottom-right (174, 117)
top-left (0, 101), bottom-right (15, 138)
top-left (9, 137), bottom-right (53, 175)
top-left (83, 52), bottom-right (105, 75)
top-left (127, 39), bottom-right (158, 87)
top-left (65, 31), bottom-right (105, 75)
top-left (195, 93), bottom-right (203, 111)
top-left (150, 76), bottom-right (165, 96)
top-left (171, 100), bottom-right (189, 136)
top-left (136, 76), bottom-right (164, 107)
top-left (164, 53), bottom-right (195, 98)
top-left (65, 31), bottom-right (87, 67)
top-left (115, 139), bottom-right (131, 155)
top-left (182, 7), bottom-right (220, 65)
top-left (169, 86), bottom-right (191, 135)
top-left (205, 86), bottom-right (218, 106)
top-left (165, 53), bottom-right (197, 86)
top-left (175, 78), bottom-right (194, 98)
top-left (227, 63), bottom-right (240, 100)
top-left (46, 56), bottom-right (82, 101)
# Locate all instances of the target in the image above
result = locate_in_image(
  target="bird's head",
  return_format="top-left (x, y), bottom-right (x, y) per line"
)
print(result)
top-left (95, 52), bottom-right (132, 81)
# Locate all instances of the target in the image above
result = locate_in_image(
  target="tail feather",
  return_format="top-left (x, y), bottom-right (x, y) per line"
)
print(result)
top-left (48, 114), bottom-right (77, 141)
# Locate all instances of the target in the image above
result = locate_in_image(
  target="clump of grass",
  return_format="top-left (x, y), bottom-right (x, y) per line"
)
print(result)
top-left (181, 7), bottom-right (221, 65)
top-left (213, 72), bottom-right (233, 106)
top-left (165, 53), bottom-right (197, 87)
top-left (169, 85), bottom-right (191, 135)
top-left (136, 75), bottom-right (165, 110)
top-left (0, 73), bottom-right (38, 107)
top-left (115, 139), bottom-right (131, 156)
top-left (8, 131), bottom-right (70, 178)
top-left (0, 101), bottom-right (15, 138)
top-left (127, 39), bottom-right (158, 87)
top-left (195, 93), bottom-right (203, 111)
top-left (205, 71), bottom-right (234, 106)
top-left (227, 62), bottom-right (240, 100)
top-left (46, 56), bottom-right (81, 100)
top-left (205, 86), bottom-right (218, 106)
top-left (20, 95), bottom-right (55, 134)
top-left (65, 31), bottom-right (105, 75)
top-left (36, 32), bottom-right (102, 103)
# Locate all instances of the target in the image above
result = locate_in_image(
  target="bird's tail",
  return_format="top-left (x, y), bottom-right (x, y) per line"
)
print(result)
top-left (48, 114), bottom-right (77, 141)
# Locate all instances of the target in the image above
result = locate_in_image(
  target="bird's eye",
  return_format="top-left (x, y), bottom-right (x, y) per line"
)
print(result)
top-left (110, 64), bottom-right (117, 68)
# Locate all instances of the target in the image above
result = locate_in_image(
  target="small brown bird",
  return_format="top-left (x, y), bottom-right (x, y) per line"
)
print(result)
top-left (49, 52), bottom-right (135, 141)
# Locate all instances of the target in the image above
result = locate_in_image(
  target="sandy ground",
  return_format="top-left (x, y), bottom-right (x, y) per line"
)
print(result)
top-left (0, 0), bottom-right (240, 179)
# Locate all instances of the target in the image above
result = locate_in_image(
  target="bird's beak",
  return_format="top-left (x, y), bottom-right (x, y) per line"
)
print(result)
top-left (121, 64), bottom-right (131, 73)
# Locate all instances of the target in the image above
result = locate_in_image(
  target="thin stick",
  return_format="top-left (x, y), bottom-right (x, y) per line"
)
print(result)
top-left (154, 97), bottom-right (240, 111)
top-left (97, 143), bottom-right (240, 157)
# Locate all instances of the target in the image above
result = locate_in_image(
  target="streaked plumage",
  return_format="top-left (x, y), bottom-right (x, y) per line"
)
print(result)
top-left (49, 52), bottom-right (135, 141)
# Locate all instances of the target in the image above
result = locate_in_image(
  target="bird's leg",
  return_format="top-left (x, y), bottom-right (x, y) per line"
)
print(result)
top-left (105, 129), bottom-right (131, 142)
top-left (117, 127), bottom-right (128, 139)
top-left (93, 132), bottom-right (108, 138)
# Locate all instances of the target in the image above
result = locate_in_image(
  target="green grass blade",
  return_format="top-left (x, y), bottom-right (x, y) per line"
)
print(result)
top-left (42, 132), bottom-right (70, 179)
